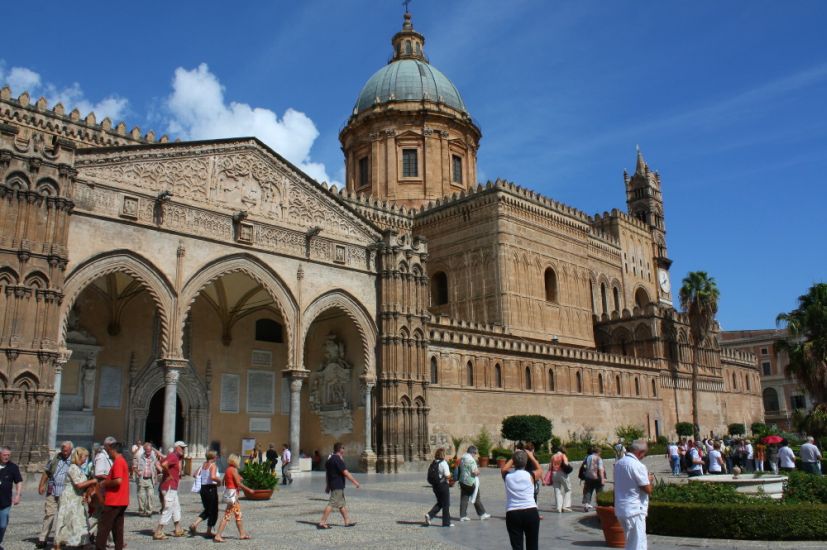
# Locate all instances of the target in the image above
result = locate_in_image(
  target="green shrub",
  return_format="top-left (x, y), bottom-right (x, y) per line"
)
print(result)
top-left (653, 479), bottom-right (757, 504)
top-left (675, 422), bottom-right (694, 437)
top-left (751, 422), bottom-right (768, 435)
top-left (784, 471), bottom-right (827, 504)
top-left (240, 460), bottom-right (278, 490)
top-left (596, 490), bottom-right (614, 507)
top-left (656, 435), bottom-right (669, 446)
top-left (728, 423), bottom-right (746, 436)
top-left (473, 426), bottom-right (493, 458)
top-left (615, 424), bottom-right (645, 443)
top-left (491, 447), bottom-right (512, 460)
top-left (501, 415), bottom-right (552, 446)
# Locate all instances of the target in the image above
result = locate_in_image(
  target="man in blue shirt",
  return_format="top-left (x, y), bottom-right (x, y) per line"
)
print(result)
top-left (37, 441), bottom-right (73, 548)
top-left (0, 446), bottom-right (24, 550)
top-left (317, 442), bottom-right (360, 529)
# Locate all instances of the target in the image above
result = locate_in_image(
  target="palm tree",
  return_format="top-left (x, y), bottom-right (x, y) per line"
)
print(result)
top-left (776, 283), bottom-right (827, 405)
top-left (679, 271), bottom-right (720, 441)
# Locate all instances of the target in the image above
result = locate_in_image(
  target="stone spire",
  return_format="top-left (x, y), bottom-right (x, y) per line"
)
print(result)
top-left (635, 145), bottom-right (649, 175)
top-left (391, 11), bottom-right (427, 63)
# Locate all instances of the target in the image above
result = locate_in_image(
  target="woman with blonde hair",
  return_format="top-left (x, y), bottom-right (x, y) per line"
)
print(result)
top-left (213, 454), bottom-right (252, 543)
top-left (189, 450), bottom-right (222, 537)
top-left (54, 447), bottom-right (97, 549)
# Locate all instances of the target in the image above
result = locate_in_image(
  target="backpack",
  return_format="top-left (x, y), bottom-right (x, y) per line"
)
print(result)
top-left (577, 457), bottom-right (588, 481)
top-left (427, 460), bottom-right (442, 486)
top-left (683, 448), bottom-right (697, 471)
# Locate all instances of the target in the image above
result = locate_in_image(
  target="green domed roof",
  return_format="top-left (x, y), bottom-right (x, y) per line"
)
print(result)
top-left (354, 58), bottom-right (467, 115)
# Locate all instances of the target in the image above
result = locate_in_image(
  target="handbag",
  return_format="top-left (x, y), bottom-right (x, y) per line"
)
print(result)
top-left (222, 488), bottom-right (237, 504)
top-left (562, 462), bottom-right (574, 475)
top-left (542, 469), bottom-right (553, 486)
top-left (191, 467), bottom-right (202, 493)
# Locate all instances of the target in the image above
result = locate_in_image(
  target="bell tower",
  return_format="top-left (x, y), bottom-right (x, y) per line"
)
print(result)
top-left (625, 147), bottom-right (673, 304)
top-left (340, 11), bottom-right (481, 209)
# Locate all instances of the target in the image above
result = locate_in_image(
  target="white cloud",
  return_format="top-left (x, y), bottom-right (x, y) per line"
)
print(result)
top-left (0, 61), bottom-right (128, 121)
top-left (166, 63), bottom-right (337, 185)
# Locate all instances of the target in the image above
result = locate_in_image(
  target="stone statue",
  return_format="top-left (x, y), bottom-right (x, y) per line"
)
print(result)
top-left (309, 334), bottom-right (354, 436)
top-left (81, 362), bottom-right (96, 410)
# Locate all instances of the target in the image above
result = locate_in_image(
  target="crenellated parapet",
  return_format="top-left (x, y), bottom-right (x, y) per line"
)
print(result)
top-left (335, 186), bottom-right (414, 233)
top-left (0, 86), bottom-right (169, 149)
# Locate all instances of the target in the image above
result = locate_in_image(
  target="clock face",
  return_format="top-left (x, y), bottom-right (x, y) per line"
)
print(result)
top-left (658, 269), bottom-right (671, 293)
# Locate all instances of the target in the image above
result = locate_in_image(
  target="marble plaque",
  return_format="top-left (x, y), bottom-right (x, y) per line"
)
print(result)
top-left (97, 366), bottom-right (122, 409)
top-left (57, 411), bottom-right (95, 435)
top-left (220, 374), bottom-right (240, 413)
top-left (247, 370), bottom-right (275, 414)
top-left (249, 417), bottom-right (271, 432)
top-left (62, 361), bottom-right (80, 394)
top-left (251, 350), bottom-right (272, 368)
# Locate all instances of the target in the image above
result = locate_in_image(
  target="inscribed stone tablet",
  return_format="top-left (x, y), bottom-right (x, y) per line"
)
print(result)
top-left (97, 366), bottom-right (122, 409)
top-left (247, 370), bottom-right (275, 414)
top-left (249, 417), bottom-right (271, 432)
top-left (251, 350), bottom-right (272, 368)
top-left (220, 374), bottom-right (240, 413)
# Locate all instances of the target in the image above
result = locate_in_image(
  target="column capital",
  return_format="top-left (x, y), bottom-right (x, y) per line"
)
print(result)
top-left (164, 368), bottom-right (181, 385)
top-left (282, 367), bottom-right (309, 381)
top-left (57, 348), bottom-right (73, 366)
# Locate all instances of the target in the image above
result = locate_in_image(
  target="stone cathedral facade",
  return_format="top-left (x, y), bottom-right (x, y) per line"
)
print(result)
top-left (0, 13), bottom-right (762, 472)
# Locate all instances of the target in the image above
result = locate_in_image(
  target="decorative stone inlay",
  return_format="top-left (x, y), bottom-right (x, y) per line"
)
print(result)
top-left (309, 334), bottom-right (354, 437)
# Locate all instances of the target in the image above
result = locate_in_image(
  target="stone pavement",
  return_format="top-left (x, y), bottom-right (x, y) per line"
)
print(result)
top-left (3, 456), bottom-right (824, 549)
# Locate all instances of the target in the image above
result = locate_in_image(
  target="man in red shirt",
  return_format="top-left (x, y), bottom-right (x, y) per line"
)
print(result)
top-left (96, 439), bottom-right (129, 550)
top-left (153, 441), bottom-right (186, 540)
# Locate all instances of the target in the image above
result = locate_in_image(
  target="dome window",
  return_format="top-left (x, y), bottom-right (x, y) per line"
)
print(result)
top-left (402, 148), bottom-right (419, 177)
top-left (405, 40), bottom-right (412, 55)
top-left (358, 156), bottom-right (370, 188)
top-left (452, 155), bottom-right (463, 184)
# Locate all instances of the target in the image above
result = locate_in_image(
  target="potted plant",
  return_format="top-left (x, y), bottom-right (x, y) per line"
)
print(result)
top-left (595, 491), bottom-right (625, 548)
top-left (240, 460), bottom-right (278, 500)
top-left (474, 427), bottom-right (493, 467)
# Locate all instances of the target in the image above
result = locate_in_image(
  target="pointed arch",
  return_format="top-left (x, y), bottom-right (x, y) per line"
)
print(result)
top-left (62, 250), bottom-right (175, 354)
top-left (302, 289), bottom-right (377, 380)
top-left (179, 254), bottom-right (298, 362)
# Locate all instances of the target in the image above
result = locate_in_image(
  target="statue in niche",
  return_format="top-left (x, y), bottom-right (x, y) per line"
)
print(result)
top-left (66, 306), bottom-right (96, 345)
top-left (309, 334), bottom-right (353, 436)
top-left (81, 361), bottom-right (96, 410)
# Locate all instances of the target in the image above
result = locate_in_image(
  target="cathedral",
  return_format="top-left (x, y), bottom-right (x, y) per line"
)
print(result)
top-left (0, 12), bottom-right (762, 472)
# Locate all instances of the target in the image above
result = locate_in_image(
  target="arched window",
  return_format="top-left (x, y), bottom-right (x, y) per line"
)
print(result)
top-left (525, 366), bottom-right (532, 390)
top-left (746, 375), bottom-right (750, 392)
top-left (548, 369), bottom-right (555, 391)
top-left (495, 363), bottom-right (503, 388)
top-left (405, 40), bottom-right (412, 55)
top-left (255, 319), bottom-right (283, 343)
top-left (634, 377), bottom-right (640, 396)
top-left (613, 287), bottom-right (620, 313)
top-left (651, 379), bottom-right (657, 397)
top-left (616, 375), bottom-right (622, 395)
top-left (466, 361), bottom-right (474, 387)
top-left (544, 268), bottom-right (558, 302)
top-left (598, 374), bottom-right (604, 394)
top-left (430, 357), bottom-right (438, 384)
top-left (732, 373), bottom-right (737, 390)
top-left (634, 287), bottom-right (650, 309)
top-left (431, 271), bottom-right (448, 305)
top-left (601, 283), bottom-right (608, 314)
top-left (762, 387), bottom-right (780, 412)
top-left (576, 371), bottom-right (582, 393)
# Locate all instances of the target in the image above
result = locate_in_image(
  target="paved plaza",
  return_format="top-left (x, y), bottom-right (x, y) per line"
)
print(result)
top-left (2, 457), bottom-right (824, 550)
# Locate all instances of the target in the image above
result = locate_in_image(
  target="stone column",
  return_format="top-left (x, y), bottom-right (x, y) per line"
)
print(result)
top-left (360, 379), bottom-right (376, 472)
top-left (161, 360), bottom-right (186, 450)
top-left (48, 349), bottom-right (72, 450)
top-left (286, 369), bottom-right (307, 476)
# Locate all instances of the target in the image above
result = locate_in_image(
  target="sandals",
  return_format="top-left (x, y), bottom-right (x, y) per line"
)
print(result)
top-left (317, 523), bottom-right (332, 529)
top-left (345, 522), bottom-right (357, 527)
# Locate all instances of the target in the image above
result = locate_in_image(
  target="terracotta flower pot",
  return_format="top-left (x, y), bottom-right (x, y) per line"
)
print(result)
top-left (497, 458), bottom-right (506, 468)
top-left (595, 505), bottom-right (625, 548)
top-left (242, 488), bottom-right (274, 500)
top-left (479, 457), bottom-right (490, 468)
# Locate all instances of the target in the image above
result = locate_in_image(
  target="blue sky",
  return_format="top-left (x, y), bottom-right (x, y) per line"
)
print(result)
top-left (3, 1), bottom-right (825, 330)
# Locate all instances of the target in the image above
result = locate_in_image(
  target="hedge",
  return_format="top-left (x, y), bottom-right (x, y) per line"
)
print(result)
top-left (646, 501), bottom-right (827, 540)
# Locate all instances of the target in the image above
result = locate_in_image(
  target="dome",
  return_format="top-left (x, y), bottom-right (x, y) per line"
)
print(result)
top-left (354, 59), bottom-right (467, 115)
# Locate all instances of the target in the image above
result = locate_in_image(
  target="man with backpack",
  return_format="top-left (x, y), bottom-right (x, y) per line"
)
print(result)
top-left (580, 447), bottom-right (606, 512)
top-left (424, 448), bottom-right (454, 527)
top-left (685, 440), bottom-right (704, 477)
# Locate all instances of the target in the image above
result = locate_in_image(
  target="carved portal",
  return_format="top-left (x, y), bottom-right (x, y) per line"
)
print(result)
top-left (309, 334), bottom-right (353, 437)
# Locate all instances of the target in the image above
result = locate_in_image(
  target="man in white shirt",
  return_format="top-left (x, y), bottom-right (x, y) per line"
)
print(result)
top-left (666, 443), bottom-right (680, 476)
top-left (281, 443), bottom-right (293, 485)
top-left (614, 439), bottom-right (654, 550)
top-left (744, 440), bottom-right (754, 472)
top-left (778, 441), bottom-right (796, 472)
top-left (800, 437), bottom-right (822, 475)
